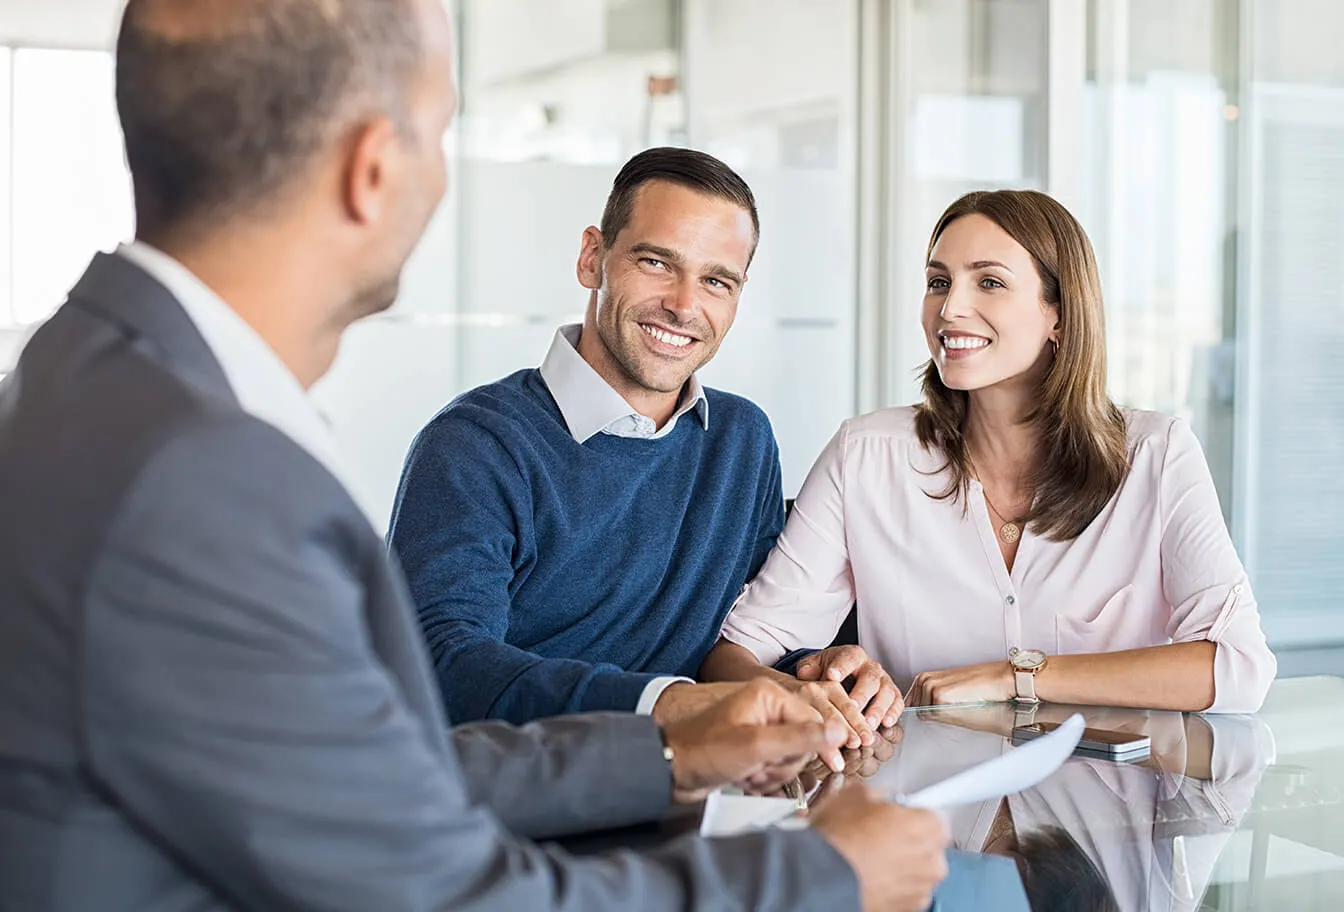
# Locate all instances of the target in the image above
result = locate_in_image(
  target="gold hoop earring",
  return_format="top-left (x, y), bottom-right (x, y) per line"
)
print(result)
top-left (1050, 338), bottom-right (1059, 355)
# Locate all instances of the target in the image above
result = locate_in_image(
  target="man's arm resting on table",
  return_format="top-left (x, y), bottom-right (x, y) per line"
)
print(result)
top-left (450, 713), bottom-right (675, 840)
top-left (84, 418), bottom-right (861, 911)
top-left (420, 620), bottom-right (680, 722)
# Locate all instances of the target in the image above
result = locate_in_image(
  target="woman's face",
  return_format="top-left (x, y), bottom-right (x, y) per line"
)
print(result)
top-left (922, 213), bottom-right (1059, 393)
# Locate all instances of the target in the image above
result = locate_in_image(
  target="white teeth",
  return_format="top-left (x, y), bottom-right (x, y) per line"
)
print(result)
top-left (641, 324), bottom-right (692, 348)
top-left (942, 335), bottom-right (990, 351)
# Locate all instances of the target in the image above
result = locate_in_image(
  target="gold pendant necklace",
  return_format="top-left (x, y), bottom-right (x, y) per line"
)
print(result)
top-left (972, 458), bottom-right (1029, 545)
top-left (979, 484), bottom-right (1026, 544)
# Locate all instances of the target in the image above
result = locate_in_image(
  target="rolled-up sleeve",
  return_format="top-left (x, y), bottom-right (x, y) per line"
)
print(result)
top-left (718, 424), bottom-right (857, 665)
top-left (1159, 418), bottom-right (1276, 713)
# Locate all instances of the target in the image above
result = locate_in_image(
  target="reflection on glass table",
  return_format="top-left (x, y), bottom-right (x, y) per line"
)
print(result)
top-left (776, 676), bottom-right (1344, 911)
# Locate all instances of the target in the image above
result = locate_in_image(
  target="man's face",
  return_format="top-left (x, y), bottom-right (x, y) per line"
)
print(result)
top-left (348, 0), bottom-right (458, 319)
top-left (578, 180), bottom-right (754, 397)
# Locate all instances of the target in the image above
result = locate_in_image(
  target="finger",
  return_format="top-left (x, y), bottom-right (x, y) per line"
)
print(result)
top-left (871, 729), bottom-right (897, 763)
top-left (821, 646), bottom-right (869, 683)
top-left (881, 721), bottom-right (905, 747)
top-left (741, 768), bottom-right (794, 794)
top-left (883, 684), bottom-right (906, 728)
top-left (763, 683), bottom-right (828, 726)
top-left (800, 684), bottom-right (865, 749)
top-left (829, 690), bottom-right (874, 747)
top-left (866, 680), bottom-right (901, 728)
top-left (743, 766), bottom-right (806, 795)
top-left (908, 674), bottom-right (932, 708)
top-left (740, 730), bottom-right (828, 776)
top-left (846, 665), bottom-right (884, 717)
top-left (733, 679), bottom-right (823, 730)
top-left (813, 769), bottom-right (845, 803)
top-left (795, 653), bottom-right (823, 681)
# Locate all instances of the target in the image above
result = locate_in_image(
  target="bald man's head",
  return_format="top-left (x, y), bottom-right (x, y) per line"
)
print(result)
top-left (116, 0), bottom-right (426, 238)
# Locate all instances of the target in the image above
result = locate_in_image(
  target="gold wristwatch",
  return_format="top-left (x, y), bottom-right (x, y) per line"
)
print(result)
top-left (1009, 647), bottom-right (1048, 704)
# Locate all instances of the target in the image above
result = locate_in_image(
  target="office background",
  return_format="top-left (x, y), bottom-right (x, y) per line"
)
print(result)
top-left (0, 0), bottom-right (1339, 670)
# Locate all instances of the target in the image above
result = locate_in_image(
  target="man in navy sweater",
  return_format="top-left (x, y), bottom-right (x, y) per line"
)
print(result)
top-left (389, 147), bottom-right (783, 727)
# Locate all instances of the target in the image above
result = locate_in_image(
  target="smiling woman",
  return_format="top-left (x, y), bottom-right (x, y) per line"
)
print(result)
top-left (915, 192), bottom-right (1129, 545)
top-left (701, 189), bottom-right (1276, 736)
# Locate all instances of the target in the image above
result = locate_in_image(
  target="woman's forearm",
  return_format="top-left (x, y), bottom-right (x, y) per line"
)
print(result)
top-left (1036, 641), bottom-right (1217, 711)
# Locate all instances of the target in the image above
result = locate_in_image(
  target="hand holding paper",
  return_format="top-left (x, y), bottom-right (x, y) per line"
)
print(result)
top-left (699, 712), bottom-right (1086, 836)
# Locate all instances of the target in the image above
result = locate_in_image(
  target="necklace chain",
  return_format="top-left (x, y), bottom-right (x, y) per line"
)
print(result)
top-left (972, 459), bottom-right (1029, 545)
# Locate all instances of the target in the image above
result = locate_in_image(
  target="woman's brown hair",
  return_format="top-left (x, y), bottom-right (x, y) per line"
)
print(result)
top-left (913, 189), bottom-right (1129, 541)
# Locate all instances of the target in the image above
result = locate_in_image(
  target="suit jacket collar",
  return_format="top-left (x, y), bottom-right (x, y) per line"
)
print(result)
top-left (66, 251), bottom-right (236, 405)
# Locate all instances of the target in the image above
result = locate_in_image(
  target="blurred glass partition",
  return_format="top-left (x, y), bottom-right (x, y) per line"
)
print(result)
top-left (887, 0), bottom-right (1051, 405)
top-left (1237, 0), bottom-right (1344, 646)
top-left (1078, 0), bottom-right (1239, 513)
top-left (682, 0), bottom-right (860, 494)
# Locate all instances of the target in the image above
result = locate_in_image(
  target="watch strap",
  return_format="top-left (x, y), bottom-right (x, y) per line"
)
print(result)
top-left (1014, 668), bottom-right (1040, 703)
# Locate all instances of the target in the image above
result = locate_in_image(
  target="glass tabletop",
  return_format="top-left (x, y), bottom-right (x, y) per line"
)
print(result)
top-left (796, 675), bottom-right (1344, 911)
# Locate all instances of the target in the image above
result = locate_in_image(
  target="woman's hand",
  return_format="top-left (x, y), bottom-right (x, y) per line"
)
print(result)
top-left (906, 661), bottom-right (1015, 707)
top-left (792, 645), bottom-right (905, 745)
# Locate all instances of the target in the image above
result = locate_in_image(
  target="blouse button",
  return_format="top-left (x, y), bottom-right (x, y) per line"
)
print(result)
top-left (1006, 595), bottom-right (1017, 606)
top-left (1233, 584), bottom-right (1244, 595)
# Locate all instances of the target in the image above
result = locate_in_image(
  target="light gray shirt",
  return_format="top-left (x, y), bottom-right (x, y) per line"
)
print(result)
top-left (538, 323), bottom-right (708, 443)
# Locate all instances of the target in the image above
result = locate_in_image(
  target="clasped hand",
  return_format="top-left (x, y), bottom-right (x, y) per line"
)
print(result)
top-left (787, 645), bottom-right (904, 751)
top-left (658, 680), bottom-right (849, 801)
top-left (783, 647), bottom-right (1019, 748)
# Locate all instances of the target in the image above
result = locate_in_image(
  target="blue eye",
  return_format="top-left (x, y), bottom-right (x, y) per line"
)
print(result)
top-left (980, 277), bottom-right (1005, 289)
top-left (927, 276), bottom-right (950, 291)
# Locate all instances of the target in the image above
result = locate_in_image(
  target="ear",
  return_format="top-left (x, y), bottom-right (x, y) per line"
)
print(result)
top-left (576, 226), bottom-right (605, 291)
top-left (342, 116), bottom-right (398, 225)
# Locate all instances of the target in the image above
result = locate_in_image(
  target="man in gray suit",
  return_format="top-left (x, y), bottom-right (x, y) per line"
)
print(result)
top-left (0, 1), bottom-right (954, 910)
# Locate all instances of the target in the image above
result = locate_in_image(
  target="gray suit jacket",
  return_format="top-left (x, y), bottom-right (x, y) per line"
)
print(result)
top-left (0, 253), bottom-right (859, 911)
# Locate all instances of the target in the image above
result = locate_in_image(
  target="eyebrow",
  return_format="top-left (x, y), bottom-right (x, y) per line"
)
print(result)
top-left (704, 263), bottom-right (745, 286)
top-left (629, 243), bottom-right (684, 265)
top-left (926, 259), bottom-right (1015, 274)
top-left (630, 243), bottom-right (744, 286)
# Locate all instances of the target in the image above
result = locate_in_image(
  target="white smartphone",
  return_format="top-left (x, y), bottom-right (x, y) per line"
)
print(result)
top-left (1012, 721), bottom-right (1151, 761)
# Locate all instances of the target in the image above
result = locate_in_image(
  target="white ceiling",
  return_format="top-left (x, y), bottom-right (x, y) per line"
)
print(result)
top-left (0, 0), bottom-right (124, 50)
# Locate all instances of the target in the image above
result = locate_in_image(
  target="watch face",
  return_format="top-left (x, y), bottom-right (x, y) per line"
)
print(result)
top-left (1013, 649), bottom-right (1047, 670)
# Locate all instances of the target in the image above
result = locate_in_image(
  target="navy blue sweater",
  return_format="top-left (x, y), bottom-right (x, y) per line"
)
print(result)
top-left (388, 369), bottom-right (784, 725)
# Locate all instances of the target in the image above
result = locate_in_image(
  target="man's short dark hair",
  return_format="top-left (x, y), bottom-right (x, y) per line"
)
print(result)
top-left (1013, 826), bottom-right (1119, 912)
top-left (116, 0), bottom-right (422, 237)
top-left (599, 147), bottom-right (760, 259)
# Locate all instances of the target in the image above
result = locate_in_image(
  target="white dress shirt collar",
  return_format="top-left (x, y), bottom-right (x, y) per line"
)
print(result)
top-left (538, 323), bottom-right (709, 444)
top-left (116, 241), bottom-right (377, 530)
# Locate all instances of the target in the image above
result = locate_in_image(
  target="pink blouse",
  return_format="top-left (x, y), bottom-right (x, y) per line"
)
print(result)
top-left (719, 407), bottom-right (1276, 713)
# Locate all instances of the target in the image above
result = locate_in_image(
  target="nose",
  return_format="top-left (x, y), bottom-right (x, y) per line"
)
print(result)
top-left (662, 275), bottom-right (701, 323)
top-left (939, 277), bottom-right (973, 321)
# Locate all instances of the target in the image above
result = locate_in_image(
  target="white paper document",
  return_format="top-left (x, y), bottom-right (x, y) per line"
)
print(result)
top-left (698, 713), bottom-right (1086, 837)
top-left (698, 791), bottom-right (800, 837)
top-left (896, 713), bottom-right (1085, 809)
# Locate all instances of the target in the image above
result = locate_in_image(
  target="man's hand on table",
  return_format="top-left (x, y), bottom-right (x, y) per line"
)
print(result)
top-left (658, 680), bottom-right (848, 802)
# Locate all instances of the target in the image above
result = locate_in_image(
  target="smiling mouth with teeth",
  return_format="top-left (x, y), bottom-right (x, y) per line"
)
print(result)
top-left (640, 323), bottom-right (694, 349)
top-left (941, 334), bottom-right (991, 351)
